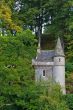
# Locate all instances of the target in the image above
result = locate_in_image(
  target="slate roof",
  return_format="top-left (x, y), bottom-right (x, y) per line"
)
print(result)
top-left (36, 50), bottom-right (55, 62)
top-left (35, 37), bottom-right (64, 62)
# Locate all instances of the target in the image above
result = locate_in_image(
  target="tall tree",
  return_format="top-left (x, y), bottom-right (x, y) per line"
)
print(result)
top-left (13, 0), bottom-right (51, 36)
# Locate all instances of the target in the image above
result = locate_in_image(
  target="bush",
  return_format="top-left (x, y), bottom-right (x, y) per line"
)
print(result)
top-left (22, 82), bottom-right (69, 110)
top-left (64, 94), bottom-right (73, 110)
top-left (65, 62), bottom-right (73, 72)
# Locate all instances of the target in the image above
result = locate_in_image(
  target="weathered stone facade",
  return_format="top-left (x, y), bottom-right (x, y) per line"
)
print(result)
top-left (32, 38), bottom-right (66, 94)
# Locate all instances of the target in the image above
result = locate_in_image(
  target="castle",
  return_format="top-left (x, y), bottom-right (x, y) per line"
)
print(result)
top-left (32, 37), bottom-right (66, 94)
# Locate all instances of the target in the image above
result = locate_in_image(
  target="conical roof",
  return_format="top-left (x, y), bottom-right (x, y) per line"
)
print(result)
top-left (55, 37), bottom-right (65, 56)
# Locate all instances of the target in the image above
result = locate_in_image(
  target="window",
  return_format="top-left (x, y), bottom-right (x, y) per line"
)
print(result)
top-left (43, 70), bottom-right (45, 76)
top-left (59, 58), bottom-right (61, 62)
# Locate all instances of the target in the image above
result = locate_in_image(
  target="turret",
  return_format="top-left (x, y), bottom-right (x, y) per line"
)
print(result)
top-left (53, 37), bottom-right (66, 94)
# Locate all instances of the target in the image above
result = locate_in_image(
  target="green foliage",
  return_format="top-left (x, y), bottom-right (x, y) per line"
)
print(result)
top-left (0, 30), bottom-right (36, 109)
top-left (22, 82), bottom-right (69, 110)
top-left (16, 29), bottom-right (37, 46)
top-left (0, 0), bottom-right (22, 32)
top-left (64, 94), bottom-right (73, 110)
top-left (65, 62), bottom-right (73, 72)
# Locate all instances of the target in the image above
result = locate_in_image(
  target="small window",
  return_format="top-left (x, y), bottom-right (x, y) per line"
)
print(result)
top-left (59, 58), bottom-right (61, 62)
top-left (43, 70), bottom-right (45, 76)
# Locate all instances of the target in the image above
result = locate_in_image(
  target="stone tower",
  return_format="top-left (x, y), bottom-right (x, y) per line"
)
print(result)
top-left (53, 37), bottom-right (66, 94)
top-left (32, 37), bottom-right (66, 94)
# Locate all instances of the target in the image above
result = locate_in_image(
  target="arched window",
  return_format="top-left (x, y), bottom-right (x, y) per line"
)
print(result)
top-left (43, 70), bottom-right (45, 76)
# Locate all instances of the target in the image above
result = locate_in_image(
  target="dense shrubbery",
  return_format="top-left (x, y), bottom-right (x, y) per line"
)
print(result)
top-left (65, 62), bottom-right (73, 73)
top-left (64, 94), bottom-right (73, 110)
top-left (0, 30), bottom-right (36, 109)
top-left (19, 82), bottom-right (69, 110)
top-left (65, 62), bottom-right (73, 93)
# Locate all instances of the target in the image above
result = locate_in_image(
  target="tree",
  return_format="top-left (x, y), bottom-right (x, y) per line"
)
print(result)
top-left (12, 0), bottom-right (53, 35)
top-left (0, 0), bottom-right (22, 35)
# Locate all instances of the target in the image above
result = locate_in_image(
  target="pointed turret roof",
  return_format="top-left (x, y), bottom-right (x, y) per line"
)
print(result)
top-left (55, 37), bottom-right (65, 56)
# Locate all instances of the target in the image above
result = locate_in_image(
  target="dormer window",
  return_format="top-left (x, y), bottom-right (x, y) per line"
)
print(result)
top-left (43, 70), bottom-right (45, 76)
